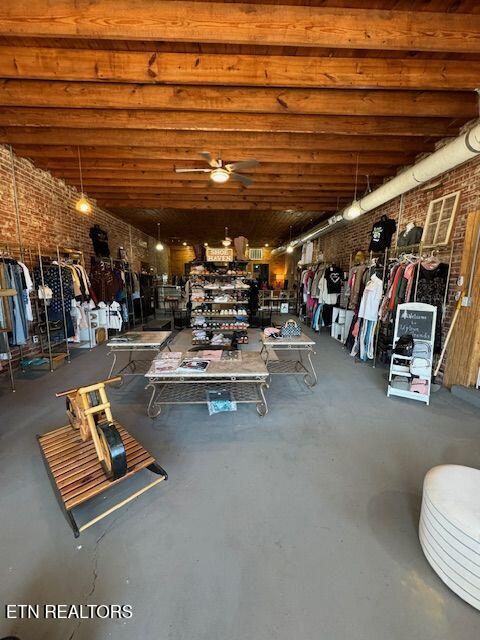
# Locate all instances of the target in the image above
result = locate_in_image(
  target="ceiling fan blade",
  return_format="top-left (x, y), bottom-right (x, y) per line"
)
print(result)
top-left (231, 172), bottom-right (253, 187)
top-left (174, 167), bottom-right (212, 173)
top-left (225, 159), bottom-right (259, 172)
top-left (199, 151), bottom-right (221, 168)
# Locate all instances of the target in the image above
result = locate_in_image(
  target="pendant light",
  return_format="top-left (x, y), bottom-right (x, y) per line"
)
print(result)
top-left (222, 226), bottom-right (232, 247)
top-left (286, 225), bottom-right (294, 253)
top-left (155, 223), bottom-right (164, 251)
top-left (75, 146), bottom-right (92, 214)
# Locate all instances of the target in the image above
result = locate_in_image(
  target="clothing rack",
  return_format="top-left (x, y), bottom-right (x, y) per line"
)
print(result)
top-left (0, 248), bottom-right (17, 391)
top-left (373, 241), bottom-right (454, 372)
top-left (30, 244), bottom-right (72, 371)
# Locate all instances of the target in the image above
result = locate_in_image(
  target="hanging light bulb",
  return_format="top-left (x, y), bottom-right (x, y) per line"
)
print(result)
top-left (155, 223), bottom-right (164, 251)
top-left (286, 224), bottom-right (294, 253)
top-left (75, 195), bottom-right (91, 214)
top-left (74, 146), bottom-right (91, 214)
top-left (222, 226), bottom-right (232, 247)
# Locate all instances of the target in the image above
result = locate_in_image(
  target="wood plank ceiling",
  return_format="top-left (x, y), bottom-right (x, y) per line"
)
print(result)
top-left (0, 0), bottom-right (479, 246)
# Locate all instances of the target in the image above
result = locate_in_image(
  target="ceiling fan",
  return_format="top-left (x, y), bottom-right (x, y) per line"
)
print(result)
top-left (174, 152), bottom-right (259, 186)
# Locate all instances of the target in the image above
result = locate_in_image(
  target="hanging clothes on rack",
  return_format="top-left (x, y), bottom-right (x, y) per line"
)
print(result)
top-left (416, 259), bottom-right (449, 354)
top-left (350, 273), bottom-right (383, 361)
top-left (1, 257), bottom-right (31, 346)
top-left (34, 262), bottom-right (75, 338)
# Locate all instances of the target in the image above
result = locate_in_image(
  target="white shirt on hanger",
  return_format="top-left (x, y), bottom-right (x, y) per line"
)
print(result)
top-left (358, 274), bottom-right (383, 321)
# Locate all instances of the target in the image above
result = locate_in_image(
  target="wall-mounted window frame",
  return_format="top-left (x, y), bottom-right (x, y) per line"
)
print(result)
top-left (421, 191), bottom-right (461, 247)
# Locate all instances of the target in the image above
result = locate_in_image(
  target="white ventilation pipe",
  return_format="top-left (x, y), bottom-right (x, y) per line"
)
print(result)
top-left (274, 121), bottom-right (480, 254)
top-left (343, 121), bottom-right (480, 220)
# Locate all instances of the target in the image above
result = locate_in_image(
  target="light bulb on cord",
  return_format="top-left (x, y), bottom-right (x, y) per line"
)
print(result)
top-left (222, 226), bottom-right (232, 247)
top-left (155, 222), bottom-right (164, 251)
top-left (75, 194), bottom-right (91, 214)
top-left (286, 224), bottom-right (294, 253)
top-left (75, 147), bottom-right (91, 214)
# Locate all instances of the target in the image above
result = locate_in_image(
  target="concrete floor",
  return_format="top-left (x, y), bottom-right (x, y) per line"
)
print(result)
top-left (0, 325), bottom-right (479, 639)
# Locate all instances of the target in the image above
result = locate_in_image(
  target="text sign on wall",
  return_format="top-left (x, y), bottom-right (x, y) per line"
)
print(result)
top-left (206, 247), bottom-right (234, 262)
top-left (395, 303), bottom-right (436, 342)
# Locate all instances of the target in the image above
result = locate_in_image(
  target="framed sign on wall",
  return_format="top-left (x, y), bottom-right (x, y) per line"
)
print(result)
top-left (206, 247), bottom-right (234, 262)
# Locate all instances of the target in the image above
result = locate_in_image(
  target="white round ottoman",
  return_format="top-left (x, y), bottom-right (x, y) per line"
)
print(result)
top-left (419, 465), bottom-right (480, 610)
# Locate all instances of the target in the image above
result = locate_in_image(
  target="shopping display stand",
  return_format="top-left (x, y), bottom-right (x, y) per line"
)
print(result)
top-left (37, 376), bottom-right (167, 537)
top-left (387, 302), bottom-right (436, 405)
top-left (260, 332), bottom-right (318, 388)
top-left (145, 351), bottom-right (269, 418)
top-left (107, 330), bottom-right (172, 380)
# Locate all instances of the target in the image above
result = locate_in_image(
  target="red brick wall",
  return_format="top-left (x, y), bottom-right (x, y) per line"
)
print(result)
top-left (316, 154), bottom-right (480, 376)
top-left (0, 144), bottom-right (164, 370)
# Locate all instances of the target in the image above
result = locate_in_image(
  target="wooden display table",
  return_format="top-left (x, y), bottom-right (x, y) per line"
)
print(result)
top-left (260, 332), bottom-right (318, 387)
top-left (145, 351), bottom-right (269, 418)
top-left (38, 422), bottom-right (167, 537)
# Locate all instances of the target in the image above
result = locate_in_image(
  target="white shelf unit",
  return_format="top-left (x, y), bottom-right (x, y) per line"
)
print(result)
top-left (387, 303), bottom-right (436, 406)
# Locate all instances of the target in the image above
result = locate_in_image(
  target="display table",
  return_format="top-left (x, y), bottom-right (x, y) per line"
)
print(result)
top-left (145, 352), bottom-right (269, 418)
top-left (107, 331), bottom-right (172, 379)
top-left (260, 332), bottom-right (317, 387)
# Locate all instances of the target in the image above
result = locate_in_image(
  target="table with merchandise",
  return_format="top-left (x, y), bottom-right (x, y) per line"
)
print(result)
top-left (144, 350), bottom-right (270, 418)
top-left (260, 332), bottom-right (317, 387)
top-left (107, 331), bottom-right (172, 380)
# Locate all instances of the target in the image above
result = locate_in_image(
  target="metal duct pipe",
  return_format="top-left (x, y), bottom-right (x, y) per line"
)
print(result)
top-left (274, 121), bottom-right (480, 254)
top-left (343, 122), bottom-right (480, 220)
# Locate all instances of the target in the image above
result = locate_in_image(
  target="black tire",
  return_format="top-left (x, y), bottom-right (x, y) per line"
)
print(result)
top-left (97, 423), bottom-right (127, 480)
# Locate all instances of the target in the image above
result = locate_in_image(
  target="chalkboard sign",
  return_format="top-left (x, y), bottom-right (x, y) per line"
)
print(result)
top-left (394, 303), bottom-right (436, 342)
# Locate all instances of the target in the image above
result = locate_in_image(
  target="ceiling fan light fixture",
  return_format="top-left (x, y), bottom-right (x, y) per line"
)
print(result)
top-left (210, 168), bottom-right (230, 184)
top-left (286, 244), bottom-right (294, 254)
top-left (155, 241), bottom-right (164, 252)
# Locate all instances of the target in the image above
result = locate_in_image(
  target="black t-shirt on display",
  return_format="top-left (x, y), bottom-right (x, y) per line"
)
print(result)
top-left (89, 225), bottom-right (110, 257)
top-left (369, 216), bottom-right (397, 252)
top-left (325, 265), bottom-right (343, 294)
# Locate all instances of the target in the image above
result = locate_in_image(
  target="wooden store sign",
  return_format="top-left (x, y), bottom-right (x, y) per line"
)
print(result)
top-left (206, 247), bottom-right (234, 262)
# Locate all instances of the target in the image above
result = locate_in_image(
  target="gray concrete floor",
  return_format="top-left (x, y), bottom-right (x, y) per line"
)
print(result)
top-left (0, 324), bottom-right (479, 639)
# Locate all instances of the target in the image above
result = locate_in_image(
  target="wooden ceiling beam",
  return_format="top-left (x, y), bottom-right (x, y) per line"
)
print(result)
top-left (80, 186), bottom-right (357, 196)
top-left (97, 200), bottom-right (338, 211)
top-left (0, 81), bottom-right (474, 117)
top-left (1, 2), bottom-right (479, 52)
top-left (54, 177), bottom-right (366, 191)
top-left (0, 127), bottom-right (431, 152)
top-left (50, 168), bottom-right (371, 184)
top-left (94, 195), bottom-right (342, 205)
top-left (0, 107), bottom-right (461, 138)
top-left (1, 47), bottom-right (479, 92)
top-left (14, 152), bottom-right (393, 180)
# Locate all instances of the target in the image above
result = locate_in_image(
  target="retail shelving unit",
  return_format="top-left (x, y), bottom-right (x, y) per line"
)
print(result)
top-left (189, 262), bottom-right (250, 346)
top-left (258, 290), bottom-right (296, 314)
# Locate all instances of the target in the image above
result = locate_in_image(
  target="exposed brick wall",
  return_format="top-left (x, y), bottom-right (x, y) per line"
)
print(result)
top-left (0, 144), bottom-right (163, 370)
top-left (315, 154), bottom-right (480, 378)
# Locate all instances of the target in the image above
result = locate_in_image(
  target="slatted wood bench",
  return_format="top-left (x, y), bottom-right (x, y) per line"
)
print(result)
top-left (38, 421), bottom-right (167, 537)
